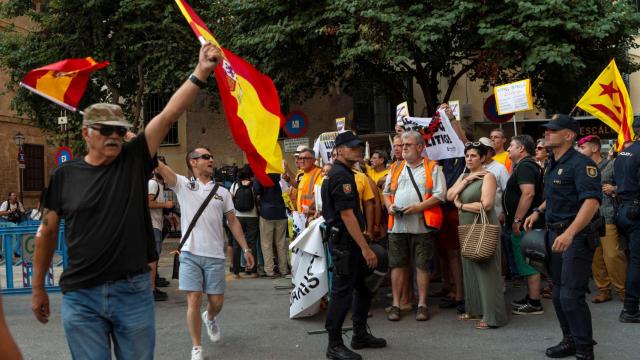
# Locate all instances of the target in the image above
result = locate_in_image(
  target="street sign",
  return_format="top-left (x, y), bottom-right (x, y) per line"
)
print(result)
top-left (55, 146), bottom-right (73, 167)
top-left (284, 138), bottom-right (309, 153)
top-left (284, 111), bottom-right (309, 138)
top-left (483, 94), bottom-right (513, 124)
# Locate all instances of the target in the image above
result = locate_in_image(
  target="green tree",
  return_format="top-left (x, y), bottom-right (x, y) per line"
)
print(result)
top-left (217, 0), bottom-right (640, 115)
top-left (0, 0), bottom-right (214, 153)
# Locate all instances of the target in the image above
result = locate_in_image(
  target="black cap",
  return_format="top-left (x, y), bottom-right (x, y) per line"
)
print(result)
top-left (541, 114), bottom-right (580, 134)
top-left (334, 131), bottom-right (365, 148)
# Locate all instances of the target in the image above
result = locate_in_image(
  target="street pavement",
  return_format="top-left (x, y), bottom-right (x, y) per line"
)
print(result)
top-left (3, 243), bottom-right (639, 360)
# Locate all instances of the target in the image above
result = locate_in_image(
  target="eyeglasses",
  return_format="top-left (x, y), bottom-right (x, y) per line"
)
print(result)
top-left (401, 143), bottom-right (417, 148)
top-left (536, 146), bottom-right (545, 150)
top-left (89, 125), bottom-right (127, 137)
top-left (191, 154), bottom-right (213, 160)
top-left (298, 157), bottom-right (314, 161)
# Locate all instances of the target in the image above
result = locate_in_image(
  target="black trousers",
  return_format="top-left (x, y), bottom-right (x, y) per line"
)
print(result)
top-left (325, 241), bottom-right (372, 345)
top-left (546, 229), bottom-right (596, 346)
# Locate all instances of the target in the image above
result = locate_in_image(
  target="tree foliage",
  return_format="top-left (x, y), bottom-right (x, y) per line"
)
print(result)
top-left (218, 0), bottom-right (640, 114)
top-left (1, 0), bottom-right (639, 153)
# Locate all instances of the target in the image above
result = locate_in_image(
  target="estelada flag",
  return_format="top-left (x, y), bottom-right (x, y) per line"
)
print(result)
top-left (576, 59), bottom-right (636, 151)
top-left (19, 57), bottom-right (109, 112)
top-left (175, 0), bottom-right (284, 186)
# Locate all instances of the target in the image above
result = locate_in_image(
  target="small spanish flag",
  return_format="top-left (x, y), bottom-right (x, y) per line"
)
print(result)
top-left (20, 57), bottom-right (109, 112)
top-left (175, 0), bottom-right (284, 186)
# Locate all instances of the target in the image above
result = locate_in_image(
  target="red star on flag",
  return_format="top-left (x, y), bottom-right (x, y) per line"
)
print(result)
top-left (599, 81), bottom-right (619, 101)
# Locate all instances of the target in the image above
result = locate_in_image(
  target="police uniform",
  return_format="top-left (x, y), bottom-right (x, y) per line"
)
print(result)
top-left (614, 140), bottom-right (640, 322)
top-left (541, 115), bottom-right (602, 359)
top-left (321, 131), bottom-right (385, 360)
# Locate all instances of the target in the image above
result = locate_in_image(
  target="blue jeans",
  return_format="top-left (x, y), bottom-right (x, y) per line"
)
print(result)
top-left (61, 273), bottom-right (155, 360)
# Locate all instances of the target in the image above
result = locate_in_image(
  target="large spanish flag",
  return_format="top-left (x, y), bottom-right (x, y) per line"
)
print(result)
top-left (576, 59), bottom-right (636, 151)
top-left (175, 0), bottom-right (284, 186)
top-left (20, 57), bottom-right (109, 112)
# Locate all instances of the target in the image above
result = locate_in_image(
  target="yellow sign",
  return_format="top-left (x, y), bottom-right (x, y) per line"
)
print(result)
top-left (494, 79), bottom-right (533, 115)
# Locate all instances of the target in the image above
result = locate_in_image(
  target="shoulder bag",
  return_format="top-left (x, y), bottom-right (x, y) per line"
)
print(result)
top-left (457, 205), bottom-right (500, 262)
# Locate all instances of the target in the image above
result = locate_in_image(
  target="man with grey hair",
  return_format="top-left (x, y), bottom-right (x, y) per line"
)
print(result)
top-left (384, 131), bottom-right (446, 321)
top-left (31, 43), bottom-right (221, 359)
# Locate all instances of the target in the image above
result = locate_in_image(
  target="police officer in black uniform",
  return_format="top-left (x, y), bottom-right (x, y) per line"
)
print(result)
top-left (321, 131), bottom-right (386, 360)
top-left (524, 115), bottom-right (601, 360)
top-left (614, 125), bottom-right (640, 323)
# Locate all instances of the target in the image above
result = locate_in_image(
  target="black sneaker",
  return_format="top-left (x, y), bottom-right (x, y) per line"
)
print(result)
top-left (512, 302), bottom-right (544, 315)
top-left (351, 331), bottom-right (387, 349)
top-left (510, 296), bottom-right (528, 308)
top-left (156, 277), bottom-right (170, 288)
top-left (545, 337), bottom-right (576, 358)
top-left (619, 309), bottom-right (640, 323)
top-left (153, 288), bottom-right (168, 302)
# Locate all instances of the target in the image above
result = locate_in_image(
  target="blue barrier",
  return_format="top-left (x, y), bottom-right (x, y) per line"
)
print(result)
top-left (1, 221), bottom-right (66, 295)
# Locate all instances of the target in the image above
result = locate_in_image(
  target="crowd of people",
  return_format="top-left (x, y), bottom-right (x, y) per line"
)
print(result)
top-left (0, 43), bottom-right (636, 360)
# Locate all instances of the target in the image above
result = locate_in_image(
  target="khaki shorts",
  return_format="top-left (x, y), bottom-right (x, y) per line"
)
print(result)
top-left (388, 233), bottom-right (435, 269)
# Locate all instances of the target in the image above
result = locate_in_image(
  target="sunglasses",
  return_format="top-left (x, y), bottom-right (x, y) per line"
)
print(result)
top-left (191, 154), bottom-right (213, 160)
top-left (298, 157), bottom-right (314, 161)
top-left (89, 125), bottom-right (127, 137)
top-left (536, 146), bottom-right (545, 150)
top-left (465, 142), bottom-right (486, 149)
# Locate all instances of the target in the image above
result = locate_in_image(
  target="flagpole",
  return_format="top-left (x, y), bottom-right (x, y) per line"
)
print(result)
top-left (512, 112), bottom-right (518, 136)
top-left (568, 104), bottom-right (578, 117)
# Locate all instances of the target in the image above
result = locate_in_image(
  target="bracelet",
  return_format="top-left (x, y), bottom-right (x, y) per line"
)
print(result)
top-left (243, 248), bottom-right (252, 253)
top-left (188, 74), bottom-right (207, 89)
top-left (533, 207), bottom-right (544, 214)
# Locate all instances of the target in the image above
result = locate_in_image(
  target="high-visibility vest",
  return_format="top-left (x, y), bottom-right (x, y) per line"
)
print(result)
top-left (297, 167), bottom-right (322, 212)
top-left (387, 158), bottom-right (443, 231)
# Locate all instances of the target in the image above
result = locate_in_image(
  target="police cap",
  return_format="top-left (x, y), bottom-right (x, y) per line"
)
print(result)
top-left (335, 131), bottom-right (365, 148)
top-left (541, 114), bottom-right (580, 134)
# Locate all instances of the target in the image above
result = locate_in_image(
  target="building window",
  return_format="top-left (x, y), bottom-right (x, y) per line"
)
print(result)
top-left (144, 94), bottom-right (179, 145)
top-left (352, 77), bottom-right (412, 134)
top-left (23, 144), bottom-right (44, 191)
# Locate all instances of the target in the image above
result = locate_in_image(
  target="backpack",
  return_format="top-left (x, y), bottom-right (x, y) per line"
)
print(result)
top-left (233, 182), bottom-right (255, 212)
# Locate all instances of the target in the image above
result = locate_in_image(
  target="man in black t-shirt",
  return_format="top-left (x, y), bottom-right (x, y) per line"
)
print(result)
top-left (504, 135), bottom-right (545, 316)
top-left (31, 43), bottom-right (221, 359)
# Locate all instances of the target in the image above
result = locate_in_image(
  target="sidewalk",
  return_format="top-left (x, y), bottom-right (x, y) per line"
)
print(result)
top-left (3, 240), bottom-right (639, 359)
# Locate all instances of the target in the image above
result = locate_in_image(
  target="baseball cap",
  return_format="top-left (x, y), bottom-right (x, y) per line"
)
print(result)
top-left (82, 103), bottom-right (133, 128)
top-left (577, 135), bottom-right (601, 147)
top-left (478, 137), bottom-right (493, 148)
top-left (541, 114), bottom-right (580, 134)
top-left (294, 145), bottom-right (306, 157)
top-left (334, 131), bottom-right (365, 148)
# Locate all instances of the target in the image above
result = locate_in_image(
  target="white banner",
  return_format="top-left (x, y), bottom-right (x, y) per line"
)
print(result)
top-left (289, 217), bottom-right (328, 319)
top-left (405, 109), bottom-right (465, 160)
top-left (313, 131), bottom-right (339, 165)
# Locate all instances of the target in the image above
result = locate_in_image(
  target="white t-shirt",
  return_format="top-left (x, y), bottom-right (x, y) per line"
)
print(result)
top-left (0, 200), bottom-right (25, 220)
top-left (230, 181), bottom-right (258, 217)
top-left (148, 179), bottom-right (166, 230)
top-left (484, 160), bottom-right (509, 215)
top-left (171, 175), bottom-right (234, 259)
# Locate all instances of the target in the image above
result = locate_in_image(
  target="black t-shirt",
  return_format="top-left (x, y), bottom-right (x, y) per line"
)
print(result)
top-left (321, 160), bottom-right (365, 229)
top-left (503, 157), bottom-right (543, 226)
top-left (44, 133), bottom-right (157, 292)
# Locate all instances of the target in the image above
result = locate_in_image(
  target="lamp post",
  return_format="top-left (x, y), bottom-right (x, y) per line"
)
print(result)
top-left (14, 132), bottom-right (25, 204)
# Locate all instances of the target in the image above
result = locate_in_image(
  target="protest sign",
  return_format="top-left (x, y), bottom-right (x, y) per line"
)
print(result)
top-left (494, 79), bottom-right (533, 115)
top-left (405, 109), bottom-right (465, 160)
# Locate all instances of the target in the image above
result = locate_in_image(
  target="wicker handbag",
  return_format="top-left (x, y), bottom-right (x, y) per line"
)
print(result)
top-left (458, 207), bottom-right (500, 262)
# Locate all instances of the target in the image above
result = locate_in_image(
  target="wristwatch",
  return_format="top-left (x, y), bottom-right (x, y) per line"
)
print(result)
top-left (514, 217), bottom-right (523, 224)
top-left (243, 248), bottom-right (252, 253)
top-left (189, 73), bottom-right (207, 89)
top-left (533, 207), bottom-right (544, 214)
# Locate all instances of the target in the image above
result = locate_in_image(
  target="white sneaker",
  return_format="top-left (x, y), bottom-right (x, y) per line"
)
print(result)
top-left (202, 310), bottom-right (221, 342)
top-left (191, 346), bottom-right (203, 360)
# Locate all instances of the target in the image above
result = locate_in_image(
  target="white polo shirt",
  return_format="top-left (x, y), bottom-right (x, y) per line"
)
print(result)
top-left (171, 175), bottom-right (234, 259)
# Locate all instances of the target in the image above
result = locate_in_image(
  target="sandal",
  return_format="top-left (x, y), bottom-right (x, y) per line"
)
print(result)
top-left (475, 321), bottom-right (495, 330)
top-left (457, 313), bottom-right (481, 321)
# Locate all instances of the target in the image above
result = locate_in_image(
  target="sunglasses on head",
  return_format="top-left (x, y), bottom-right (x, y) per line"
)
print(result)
top-left (191, 154), bottom-right (213, 160)
top-left (465, 141), bottom-right (483, 148)
top-left (90, 125), bottom-right (127, 137)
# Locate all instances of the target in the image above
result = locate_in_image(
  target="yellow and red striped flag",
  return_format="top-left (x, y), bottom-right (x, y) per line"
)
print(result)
top-left (576, 59), bottom-right (636, 151)
top-left (20, 57), bottom-right (109, 112)
top-left (175, 0), bottom-right (284, 186)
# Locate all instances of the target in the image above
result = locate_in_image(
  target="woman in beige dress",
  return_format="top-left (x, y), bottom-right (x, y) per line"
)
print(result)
top-left (447, 142), bottom-right (508, 329)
